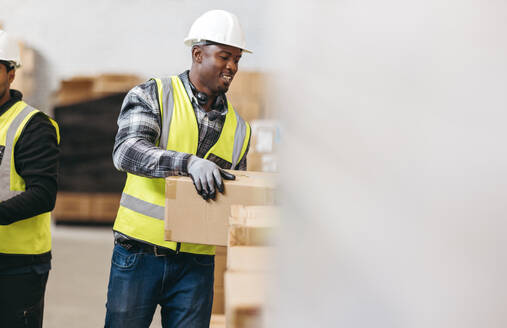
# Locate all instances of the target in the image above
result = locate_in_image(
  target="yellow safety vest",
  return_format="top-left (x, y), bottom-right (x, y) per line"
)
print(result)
top-left (114, 76), bottom-right (250, 255)
top-left (0, 100), bottom-right (60, 255)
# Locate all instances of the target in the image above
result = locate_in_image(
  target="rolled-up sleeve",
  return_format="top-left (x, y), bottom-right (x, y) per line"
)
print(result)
top-left (112, 80), bottom-right (191, 178)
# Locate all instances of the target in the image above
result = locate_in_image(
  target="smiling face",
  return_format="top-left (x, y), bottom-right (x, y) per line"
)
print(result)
top-left (191, 43), bottom-right (242, 96)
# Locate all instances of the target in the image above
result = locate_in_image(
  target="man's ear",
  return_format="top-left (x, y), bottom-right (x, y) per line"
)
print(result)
top-left (192, 46), bottom-right (203, 64)
top-left (7, 69), bottom-right (15, 85)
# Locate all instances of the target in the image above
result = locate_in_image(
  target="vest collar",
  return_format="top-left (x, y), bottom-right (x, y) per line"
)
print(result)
top-left (0, 89), bottom-right (23, 117)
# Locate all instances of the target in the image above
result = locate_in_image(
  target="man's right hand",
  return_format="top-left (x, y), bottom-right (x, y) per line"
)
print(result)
top-left (187, 155), bottom-right (236, 200)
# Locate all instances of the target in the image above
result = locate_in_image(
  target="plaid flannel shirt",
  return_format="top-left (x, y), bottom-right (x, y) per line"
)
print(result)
top-left (112, 71), bottom-right (249, 178)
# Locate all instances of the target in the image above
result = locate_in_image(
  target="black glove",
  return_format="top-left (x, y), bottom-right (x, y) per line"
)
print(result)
top-left (187, 155), bottom-right (236, 200)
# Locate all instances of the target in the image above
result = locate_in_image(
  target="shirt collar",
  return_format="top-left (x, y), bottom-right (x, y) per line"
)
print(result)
top-left (178, 71), bottom-right (228, 117)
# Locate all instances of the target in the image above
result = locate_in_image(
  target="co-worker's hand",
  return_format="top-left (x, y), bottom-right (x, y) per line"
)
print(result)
top-left (187, 155), bottom-right (235, 200)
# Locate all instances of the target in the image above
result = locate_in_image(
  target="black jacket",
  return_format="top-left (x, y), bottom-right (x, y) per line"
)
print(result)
top-left (0, 90), bottom-right (59, 271)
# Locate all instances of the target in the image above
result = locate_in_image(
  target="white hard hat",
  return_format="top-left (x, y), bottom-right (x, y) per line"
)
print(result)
top-left (0, 30), bottom-right (21, 69)
top-left (184, 9), bottom-right (252, 53)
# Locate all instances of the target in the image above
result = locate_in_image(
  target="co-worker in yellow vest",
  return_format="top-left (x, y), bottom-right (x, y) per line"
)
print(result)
top-left (0, 30), bottom-right (60, 328)
top-left (105, 10), bottom-right (251, 328)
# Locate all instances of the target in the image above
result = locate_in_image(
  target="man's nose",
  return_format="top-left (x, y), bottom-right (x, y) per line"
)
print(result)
top-left (226, 59), bottom-right (237, 73)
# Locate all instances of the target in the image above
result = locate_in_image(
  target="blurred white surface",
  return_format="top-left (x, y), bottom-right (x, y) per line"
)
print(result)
top-left (266, 1), bottom-right (507, 327)
top-left (0, 0), bottom-right (267, 91)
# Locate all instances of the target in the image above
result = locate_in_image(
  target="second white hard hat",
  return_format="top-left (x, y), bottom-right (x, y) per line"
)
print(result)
top-left (0, 30), bottom-right (21, 69)
top-left (184, 9), bottom-right (252, 53)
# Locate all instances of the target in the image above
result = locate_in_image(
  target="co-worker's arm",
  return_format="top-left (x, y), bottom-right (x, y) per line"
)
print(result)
top-left (0, 114), bottom-right (59, 224)
top-left (113, 80), bottom-right (191, 178)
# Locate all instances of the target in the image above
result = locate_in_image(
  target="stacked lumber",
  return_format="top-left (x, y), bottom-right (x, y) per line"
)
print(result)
top-left (55, 74), bottom-right (142, 106)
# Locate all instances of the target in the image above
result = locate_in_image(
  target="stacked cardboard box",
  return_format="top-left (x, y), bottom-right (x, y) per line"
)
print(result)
top-left (227, 71), bottom-right (265, 123)
top-left (225, 205), bottom-right (278, 328)
top-left (212, 246), bottom-right (227, 314)
top-left (164, 171), bottom-right (277, 246)
top-left (10, 41), bottom-right (36, 101)
top-left (210, 314), bottom-right (226, 328)
top-left (247, 120), bottom-right (280, 172)
top-left (164, 171), bottom-right (278, 325)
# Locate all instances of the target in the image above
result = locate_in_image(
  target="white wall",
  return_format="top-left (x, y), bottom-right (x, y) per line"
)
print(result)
top-left (0, 0), bottom-right (267, 93)
top-left (266, 0), bottom-right (507, 327)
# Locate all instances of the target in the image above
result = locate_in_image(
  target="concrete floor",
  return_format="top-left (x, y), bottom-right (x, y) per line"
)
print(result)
top-left (44, 225), bottom-right (163, 328)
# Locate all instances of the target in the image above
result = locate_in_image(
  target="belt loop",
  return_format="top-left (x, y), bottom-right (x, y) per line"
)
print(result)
top-left (153, 245), bottom-right (165, 257)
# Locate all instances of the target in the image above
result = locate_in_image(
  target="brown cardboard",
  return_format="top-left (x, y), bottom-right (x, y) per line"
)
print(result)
top-left (228, 205), bottom-right (280, 246)
top-left (228, 226), bottom-right (275, 247)
top-left (227, 71), bottom-right (265, 123)
top-left (214, 246), bottom-right (227, 288)
top-left (227, 246), bottom-right (274, 272)
top-left (165, 171), bottom-right (277, 246)
top-left (229, 205), bottom-right (280, 226)
top-left (225, 271), bottom-right (269, 328)
top-left (212, 286), bottom-right (225, 314)
top-left (53, 192), bottom-right (121, 222)
top-left (210, 314), bottom-right (226, 328)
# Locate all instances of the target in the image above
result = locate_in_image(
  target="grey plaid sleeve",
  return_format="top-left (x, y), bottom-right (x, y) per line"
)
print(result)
top-left (112, 80), bottom-right (191, 178)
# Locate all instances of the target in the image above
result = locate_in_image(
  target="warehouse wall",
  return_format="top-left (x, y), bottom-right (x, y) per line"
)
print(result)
top-left (266, 0), bottom-right (507, 327)
top-left (0, 0), bottom-right (266, 107)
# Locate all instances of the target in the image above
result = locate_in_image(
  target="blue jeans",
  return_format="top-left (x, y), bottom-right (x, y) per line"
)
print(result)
top-left (104, 244), bottom-right (214, 328)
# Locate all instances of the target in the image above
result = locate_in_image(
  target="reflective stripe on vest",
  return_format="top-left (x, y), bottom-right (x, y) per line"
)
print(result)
top-left (0, 101), bottom-right (59, 255)
top-left (114, 76), bottom-right (250, 255)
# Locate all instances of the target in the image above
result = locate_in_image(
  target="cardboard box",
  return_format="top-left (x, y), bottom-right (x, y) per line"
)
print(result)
top-left (225, 271), bottom-right (269, 328)
top-left (246, 120), bottom-right (281, 172)
top-left (227, 246), bottom-right (274, 272)
top-left (214, 246), bottom-right (227, 288)
top-left (233, 99), bottom-right (262, 123)
top-left (212, 286), bottom-right (225, 314)
top-left (227, 71), bottom-right (266, 123)
top-left (53, 192), bottom-right (121, 222)
top-left (165, 171), bottom-right (277, 246)
top-left (228, 205), bottom-right (280, 246)
top-left (212, 246), bottom-right (227, 314)
top-left (210, 314), bottom-right (226, 328)
top-left (227, 71), bottom-right (264, 101)
top-left (11, 41), bottom-right (35, 98)
top-left (230, 205), bottom-right (280, 225)
top-left (228, 226), bottom-right (275, 247)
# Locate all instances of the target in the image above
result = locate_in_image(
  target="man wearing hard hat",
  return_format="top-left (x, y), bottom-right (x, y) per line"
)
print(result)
top-left (0, 30), bottom-right (60, 327)
top-left (105, 9), bottom-right (251, 328)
